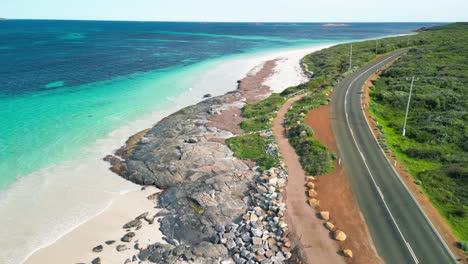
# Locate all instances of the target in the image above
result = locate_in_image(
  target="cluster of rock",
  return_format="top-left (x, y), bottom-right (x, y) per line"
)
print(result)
top-left (103, 86), bottom-right (293, 263)
top-left (305, 176), bottom-right (352, 258)
top-left (88, 209), bottom-right (160, 264)
top-left (213, 167), bottom-right (291, 264)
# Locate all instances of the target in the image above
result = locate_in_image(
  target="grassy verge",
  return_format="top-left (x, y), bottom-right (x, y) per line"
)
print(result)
top-left (284, 86), bottom-right (332, 127)
top-left (285, 87), bottom-right (335, 176)
top-left (240, 93), bottom-right (285, 132)
top-left (238, 78), bottom-right (330, 133)
top-left (287, 123), bottom-right (335, 176)
top-left (226, 134), bottom-right (279, 171)
top-left (367, 23), bottom-right (468, 241)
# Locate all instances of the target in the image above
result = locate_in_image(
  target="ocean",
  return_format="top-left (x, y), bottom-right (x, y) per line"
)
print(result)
top-left (0, 20), bottom-right (438, 263)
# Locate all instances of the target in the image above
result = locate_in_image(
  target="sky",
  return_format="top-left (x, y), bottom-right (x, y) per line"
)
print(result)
top-left (1, 0), bottom-right (467, 22)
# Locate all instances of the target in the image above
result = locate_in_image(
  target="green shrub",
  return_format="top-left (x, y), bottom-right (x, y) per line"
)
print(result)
top-left (242, 93), bottom-right (285, 118)
top-left (240, 117), bottom-right (271, 132)
top-left (284, 87), bottom-right (330, 127)
top-left (239, 93), bottom-right (285, 133)
top-left (403, 147), bottom-right (442, 161)
top-left (457, 241), bottom-right (468, 252)
top-left (287, 124), bottom-right (334, 176)
top-left (226, 134), bottom-right (279, 171)
top-left (287, 124), bottom-right (314, 142)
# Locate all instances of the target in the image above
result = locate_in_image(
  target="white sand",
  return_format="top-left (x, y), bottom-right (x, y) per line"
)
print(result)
top-left (25, 186), bottom-right (163, 264)
top-left (262, 45), bottom-right (334, 92)
top-left (13, 43), bottom-right (337, 264)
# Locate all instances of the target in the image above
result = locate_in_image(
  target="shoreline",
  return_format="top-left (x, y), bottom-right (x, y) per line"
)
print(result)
top-left (25, 186), bottom-right (165, 264)
top-left (22, 43), bottom-right (335, 264)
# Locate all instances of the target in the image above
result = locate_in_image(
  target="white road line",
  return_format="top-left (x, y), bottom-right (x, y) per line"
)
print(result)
top-left (376, 186), bottom-right (384, 200)
top-left (407, 242), bottom-right (419, 262)
top-left (358, 64), bottom-right (458, 264)
top-left (343, 52), bottom-right (419, 264)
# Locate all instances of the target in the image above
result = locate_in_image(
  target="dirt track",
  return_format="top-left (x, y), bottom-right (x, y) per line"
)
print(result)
top-left (273, 93), bottom-right (345, 264)
top-left (305, 102), bottom-right (382, 264)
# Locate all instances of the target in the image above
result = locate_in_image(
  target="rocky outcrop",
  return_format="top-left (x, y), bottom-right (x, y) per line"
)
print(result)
top-left (104, 71), bottom-right (293, 262)
top-left (107, 96), bottom-right (249, 187)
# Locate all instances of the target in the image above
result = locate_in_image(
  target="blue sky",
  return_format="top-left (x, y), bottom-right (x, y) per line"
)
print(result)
top-left (1, 0), bottom-right (467, 22)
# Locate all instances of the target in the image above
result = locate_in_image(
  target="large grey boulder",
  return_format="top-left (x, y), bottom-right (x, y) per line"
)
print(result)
top-left (192, 241), bottom-right (228, 258)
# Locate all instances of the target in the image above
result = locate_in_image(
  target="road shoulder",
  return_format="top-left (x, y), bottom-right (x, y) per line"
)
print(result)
top-left (273, 93), bottom-right (346, 264)
top-left (361, 63), bottom-right (467, 262)
top-left (304, 101), bottom-right (383, 264)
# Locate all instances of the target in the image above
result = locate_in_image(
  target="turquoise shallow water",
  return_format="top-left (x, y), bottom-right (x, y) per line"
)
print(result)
top-left (0, 20), bottom-right (438, 190)
top-left (0, 62), bottom-right (208, 188)
top-left (0, 41), bottom-right (323, 188)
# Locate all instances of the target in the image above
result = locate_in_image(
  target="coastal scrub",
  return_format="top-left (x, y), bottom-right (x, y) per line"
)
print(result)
top-left (284, 87), bottom-right (335, 176)
top-left (226, 134), bottom-right (279, 171)
top-left (367, 23), bottom-right (468, 240)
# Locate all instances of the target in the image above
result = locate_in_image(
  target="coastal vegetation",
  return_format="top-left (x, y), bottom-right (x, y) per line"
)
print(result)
top-left (226, 134), bottom-right (279, 171)
top-left (236, 79), bottom-right (335, 176)
top-left (240, 93), bottom-right (285, 132)
top-left (287, 123), bottom-right (334, 175)
top-left (284, 86), bottom-right (331, 127)
top-left (284, 87), bottom-right (335, 176)
top-left (367, 23), bottom-right (468, 241)
top-left (239, 78), bottom-right (330, 133)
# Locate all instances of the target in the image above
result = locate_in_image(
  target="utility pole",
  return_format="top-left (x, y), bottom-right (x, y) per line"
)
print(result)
top-left (407, 37), bottom-right (410, 46)
top-left (402, 76), bottom-right (415, 136)
top-left (349, 44), bottom-right (353, 71)
top-left (375, 40), bottom-right (378, 54)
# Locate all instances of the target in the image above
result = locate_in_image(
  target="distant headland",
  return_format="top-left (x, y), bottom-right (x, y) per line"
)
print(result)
top-left (321, 23), bottom-right (351, 27)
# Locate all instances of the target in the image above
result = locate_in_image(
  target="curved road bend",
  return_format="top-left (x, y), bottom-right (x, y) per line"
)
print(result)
top-left (330, 50), bottom-right (456, 264)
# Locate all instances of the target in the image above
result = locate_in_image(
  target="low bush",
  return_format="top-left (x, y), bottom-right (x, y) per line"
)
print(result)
top-left (403, 147), bottom-right (442, 161)
top-left (457, 241), bottom-right (468, 252)
top-left (287, 123), bottom-right (334, 176)
top-left (226, 134), bottom-right (279, 171)
top-left (239, 93), bottom-right (285, 133)
top-left (284, 86), bottom-right (331, 127)
top-left (242, 93), bottom-right (285, 118)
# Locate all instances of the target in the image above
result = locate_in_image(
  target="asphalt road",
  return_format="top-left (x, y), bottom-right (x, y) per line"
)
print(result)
top-left (330, 50), bottom-right (457, 264)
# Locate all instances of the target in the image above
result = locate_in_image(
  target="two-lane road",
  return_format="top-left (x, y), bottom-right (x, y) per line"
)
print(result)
top-left (330, 50), bottom-right (457, 263)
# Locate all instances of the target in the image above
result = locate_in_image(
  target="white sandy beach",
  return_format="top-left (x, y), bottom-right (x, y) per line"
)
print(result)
top-left (25, 186), bottom-right (164, 264)
top-left (11, 43), bottom-right (334, 264)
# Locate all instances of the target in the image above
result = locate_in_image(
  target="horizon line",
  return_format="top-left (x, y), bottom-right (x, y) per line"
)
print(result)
top-left (0, 18), bottom-right (457, 23)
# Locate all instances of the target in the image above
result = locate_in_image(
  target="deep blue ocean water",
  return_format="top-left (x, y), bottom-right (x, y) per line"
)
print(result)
top-left (0, 20), bottom-right (439, 188)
